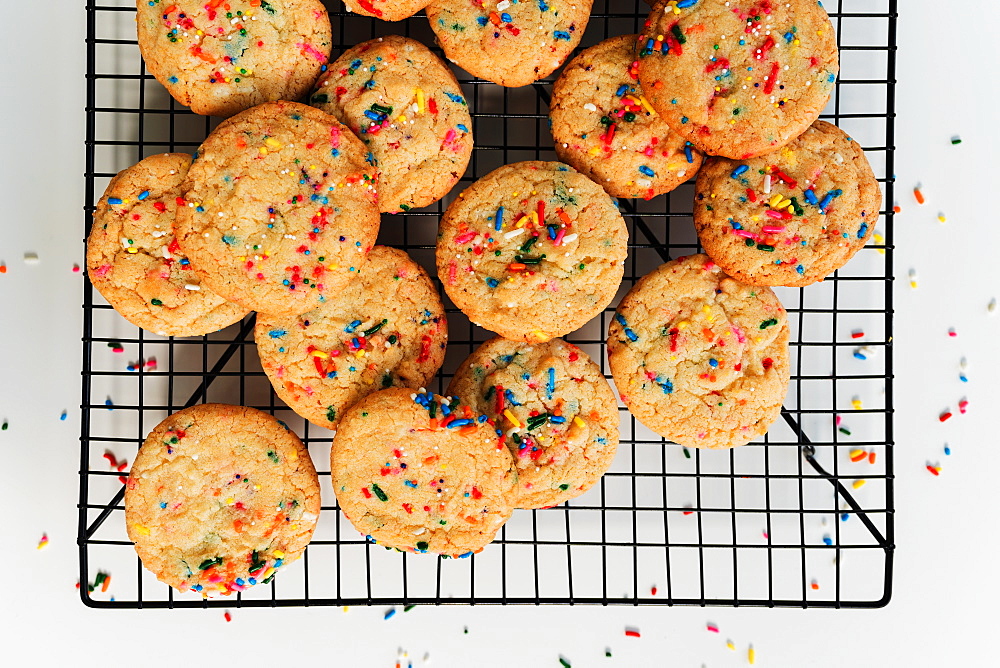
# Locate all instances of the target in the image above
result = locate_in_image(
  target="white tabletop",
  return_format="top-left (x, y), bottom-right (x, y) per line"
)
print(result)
top-left (1, 1), bottom-right (997, 665)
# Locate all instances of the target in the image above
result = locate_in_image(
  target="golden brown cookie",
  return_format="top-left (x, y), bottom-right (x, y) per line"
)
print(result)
top-left (136, 0), bottom-right (332, 117)
top-left (636, 0), bottom-right (839, 158)
top-left (550, 34), bottom-right (704, 199)
top-left (87, 153), bottom-right (250, 337)
top-left (310, 35), bottom-right (473, 213)
top-left (447, 337), bottom-right (619, 509)
top-left (255, 246), bottom-right (448, 430)
top-left (436, 161), bottom-right (628, 343)
top-left (125, 403), bottom-right (320, 596)
top-left (343, 0), bottom-right (431, 22)
top-left (175, 101), bottom-right (380, 317)
top-left (426, 0), bottom-right (594, 87)
top-left (330, 388), bottom-right (516, 557)
top-left (694, 120), bottom-right (880, 286)
top-left (607, 254), bottom-right (790, 449)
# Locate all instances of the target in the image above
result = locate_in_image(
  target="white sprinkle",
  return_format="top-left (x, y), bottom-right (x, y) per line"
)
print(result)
top-left (413, 527), bottom-right (426, 535)
top-left (161, 246), bottom-right (171, 259)
top-left (989, 297), bottom-right (997, 314)
top-left (763, 175), bottom-right (772, 194)
top-left (184, 283), bottom-right (201, 291)
top-left (562, 233), bottom-right (579, 244)
top-left (23, 252), bottom-right (39, 264)
top-left (151, 230), bottom-right (167, 238)
top-left (496, 0), bottom-right (511, 9)
top-left (504, 228), bottom-right (526, 239)
top-left (583, 103), bottom-right (598, 112)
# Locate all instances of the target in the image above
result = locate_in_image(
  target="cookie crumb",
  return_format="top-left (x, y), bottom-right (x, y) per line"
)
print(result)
top-left (24, 251), bottom-right (39, 264)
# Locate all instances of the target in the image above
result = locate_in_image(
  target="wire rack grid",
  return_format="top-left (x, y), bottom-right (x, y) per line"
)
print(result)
top-left (79, 0), bottom-right (896, 609)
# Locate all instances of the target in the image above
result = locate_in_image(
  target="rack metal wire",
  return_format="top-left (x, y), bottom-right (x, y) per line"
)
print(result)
top-left (79, 0), bottom-right (896, 609)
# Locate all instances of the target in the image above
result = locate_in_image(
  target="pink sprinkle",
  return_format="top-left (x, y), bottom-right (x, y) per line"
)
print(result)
top-left (330, 125), bottom-right (341, 149)
top-left (448, 261), bottom-right (457, 286)
top-left (732, 229), bottom-right (755, 238)
top-left (72, 263), bottom-right (81, 273)
top-left (707, 624), bottom-right (719, 633)
top-left (297, 43), bottom-right (327, 63)
top-left (835, 415), bottom-right (843, 426)
top-left (765, 209), bottom-right (785, 219)
top-left (553, 228), bottom-right (567, 246)
top-left (96, 264), bottom-right (112, 277)
top-left (761, 225), bottom-right (786, 234)
top-left (948, 328), bottom-right (957, 337)
top-left (958, 400), bottom-right (968, 414)
top-left (454, 230), bottom-right (478, 245)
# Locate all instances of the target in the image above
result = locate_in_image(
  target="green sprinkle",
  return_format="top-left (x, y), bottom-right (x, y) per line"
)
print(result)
top-left (370, 103), bottom-right (393, 115)
top-left (381, 372), bottom-right (393, 388)
top-left (745, 238), bottom-right (756, 247)
top-left (515, 254), bottom-right (545, 265)
top-left (260, 0), bottom-right (276, 14)
top-left (526, 413), bottom-right (551, 430)
top-left (150, 298), bottom-right (163, 306)
top-left (387, 334), bottom-right (398, 345)
top-left (1, 421), bottom-right (7, 431)
top-left (198, 557), bottom-right (223, 570)
top-left (757, 243), bottom-right (775, 252)
top-left (951, 137), bottom-right (962, 145)
top-left (371, 483), bottom-right (388, 502)
top-left (759, 318), bottom-right (778, 329)
top-left (94, 572), bottom-right (106, 586)
top-left (520, 236), bottom-right (539, 253)
top-left (266, 450), bottom-right (280, 464)
top-left (404, 604), bottom-right (417, 612)
top-left (262, 572), bottom-right (276, 584)
top-left (683, 447), bottom-right (691, 459)
top-left (326, 406), bottom-right (337, 422)
top-left (560, 659), bottom-right (572, 668)
top-left (559, 484), bottom-right (569, 491)
top-left (310, 93), bottom-right (329, 104)
top-left (416, 541), bottom-right (429, 551)
top-left (363, 318), bottom-right (388, 336)
top-left (839, 427), bottom-right (852, 435)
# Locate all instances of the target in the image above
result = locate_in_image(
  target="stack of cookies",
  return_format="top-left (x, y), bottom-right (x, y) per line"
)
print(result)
top-left (96, 0), bottom-right (879, 593)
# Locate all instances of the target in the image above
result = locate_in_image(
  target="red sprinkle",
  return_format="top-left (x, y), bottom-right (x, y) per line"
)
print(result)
top-left (939, 411), bottom-right (953, 422)
top-left (763, 61), bottom-right (780, 94)
top-left (746, 188), bottom-right (757, 202)
top-left (224, 611), bottom-right (232, 622)
top-left (625, 628), bottom-right (641, 638)
top-left (926, 465), bottom-right (940, 476)
top-left (958, 400), bottom-right (969, 414)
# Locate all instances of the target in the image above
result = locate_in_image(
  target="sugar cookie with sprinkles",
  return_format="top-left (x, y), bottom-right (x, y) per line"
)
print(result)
top-left (636, 0), bottom-right (838, 159)
top-left (425, 0), bottom-right (594, 87)
top-left (255, 246), bottom-right (448, 430)
top-left (447, 337), bottom-right (619, 509)
top-left (175, 101), bottom-right (379, 317)
top-left (87, 153), bottom-right (250, 337)
top-left (310, 35), bottom-right (473, 213)
top-left (436, 161), bottom-right (627, 343)
top-left (330, 388), bottom-right (516, 557)
top-left (125, 403), bottom-right (321, 596)
top-left (607, 254), bottom-right (790, 449)
top-left (136, 0), bottom-right (332, 118)
top-left (550, 34), bottom-right (704, 199)
top-left (343, 0), bottom-right (431, 22)
top-left (694, 120), bottom-right (880, 286)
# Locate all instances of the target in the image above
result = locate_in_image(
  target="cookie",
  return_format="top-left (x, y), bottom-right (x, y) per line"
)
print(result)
top-left (694, 121), bottom-right (880, 286)
top-left (310, 35), bottom-right (473, 213)
top-left (124, 403), bottom-right (320, 596)
top-left (436, 161), bottom-right (628, 343)
top-left (636, 0), bottom-right (838, 159)
top-left (447, 337), bottom-right (619, 509)
top-left (136, 0), bottom-right (332, 117)
top-left (255, 246), bottom-right (448, 430)
top-left (426, 0), bottom-right (594, 87)
top-left (330, 388), bottom-right (516, 557)
top-left (175, 101), bottom-right (380, 317)
top-left (550, 34), bottom-right (705, 199)
top-left (343, 0), bottom-right (431, 22)
top-left (87, 153), bottom-right (251, 337)
top-left (607, 254), bottom-right (790, 449)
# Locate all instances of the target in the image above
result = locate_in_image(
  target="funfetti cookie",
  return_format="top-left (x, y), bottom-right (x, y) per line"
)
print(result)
top-left (310, 35), bottom-right (473, 213)
top-left (330, 388), bottom-right (516, 557)
top-left (175, 101), bottom-right (380, 317)
top-left (636, 0), bottom-right (839, 159)
top-left (88, 153), bottom-right (251, 337)
top-left (550, 34), bottom-right (704, 199)
top-left (426, 0), bottom-right (594, 87)
top-left (694, 120), bottom-right (880, 286)
top-left (607, 254), bottom-right (790, 449)
top-left (125, 404), bottom-right (320, 596)
top-left (136, 0), bottom-right (332, 117)
top-left (255, 246), bottom-right (448, 430)
top-left (343, 0), bottom-right (432, 22)
top-left (447, 337), bottom-right (619, 509)
top-left (435, 161), bottom-right (628, 343)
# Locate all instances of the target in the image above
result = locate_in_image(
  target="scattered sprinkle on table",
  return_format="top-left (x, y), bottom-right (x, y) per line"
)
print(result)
top-left (559, 657), bottom-right (571, 668)
top-left (60, 410), bottom-right (67, 421)
top-left (937, 213), bottom-right (947, 223)
top-left (908, 268), bottom-right (918, 289)
top-left (706, 623), bottom-right (719, 633)
top-left (951, 136), bottom-right (962, 145)
top-left (988, 297), bottom-right (996, 314)
top-left (0, 263), bottom-right (6, 273)
top-left (105, 398), bottom-right (114, 410)
top-left (1, 420), bottom-right (8, 430)
top-left (624, 627), bottom-right (641, 638)
top-left (748, 645), bottom-right (756, 665)
top-left (384, 607), bottom-right (396, 620)
top-left (37, 533), bottom-right (49, 550)
top-left (913, 187), bottom-right (925, 204)
top-left (927, 464), bottom-right (941, 476)
top-left (224, 611), bottom-right (232, 622)
top-left (72, 263), bottom-right (81, 273)
top-left (23, 251), bottom-right (39, 264)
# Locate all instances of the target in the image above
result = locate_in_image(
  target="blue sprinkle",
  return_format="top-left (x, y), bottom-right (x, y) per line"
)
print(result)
top-left (625, 329), bottom-right (638, 342)
top-left (841, 513), bottom-right (849, 522)
top-left (331, 148), bottom-right (340, 157)
top-left (944, 446), bottom-right (952, 455)
top-left (677, 0), bottom-right (698, 7)
top-left (549, 416), bottom-right (566, 424)
top-left (363, 109), bottom-right (381, 121)
top-left (546, 367), bottom-right (556, 399)
top-left (268, 329), bottom-right (287, 339)
top-left (137, 190), bottom-right (150, 201)
top-left (448, 419), bottom-right (473, 428)
top-left (500, 12), bottom-right (511, 22)
top-left (444, 91), bottom-right (466, 104)
top-left (457, 124), bottom-right (469, 132)
top-left (384, 609), bottom-right (396, 620)
top-left (504, 389), bottom-right (521, 406)
top-left (616, 84), bottom-right (628, 97)
top-left (822, 536), bottom-right (832, 546)
top-left (730, 219), bottom-right (743, 230)
top-left (658, 377), bottom-right (674, 394)
top-left (684, 143), bottom-right (694, 163)
top-left (404, 480), bottom-right (418, 488)
top-left (853, 351), bottom-right (867, 360)
top-left (796, 264), bottom-right (805, 275)
top-left (537, 0), bottom-right (549, 10)
top-left (708, 359), bottom-right (718, 368)
top-left (731, 165), bottom-right (749, 178)
top-left (486, 277), bottom-right (499, 288)
top-left (159, 502), bottom-right (167, 509)
top-left (60, 411), bottom-right (67, 421)
top-left (350, 59), bottom-right (362, 69)
top-left (638, 165), bottom-right (655, 177)
top-left (345, 320), bottom-right (362, 333)
top-left (804, 189), bottom-right (819, 205)
top-left (959, 375), bottom-right (968, 383)
top-left (819, 193), bottom-right (834, 211)
top-left (828, 73), bottom-right (836, 83)
top-left (495, 205), bottom-right (504, 231)
top-left (548, 225), bottom-right (558, 240)
top-left (235, 578), bottom-right (245, 586)
top-left (681, 116), bottom-right (689, 124)
top-left (108, 197), bottom-right (123, 205)
top-left (273, 559), bottom-right (283, 568)
top-left (614, 313), bottom-right (627, 326)
top-left (478, 415), bottom-right (488, 423)
top-left (554, 31), bottom-right (571, 41)
top-left (784, 32), bottom-right (795, 42)
top-left (857, 223), bottom-right (868, 239)
top-left (477, 16), bottom-right (488, 26)
top-left (168, 76), bottom-right (179, 84)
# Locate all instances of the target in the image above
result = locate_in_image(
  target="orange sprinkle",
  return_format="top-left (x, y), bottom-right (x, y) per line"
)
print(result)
top-left (0, 264), bottom-right (6, 273)
top-left (508, 263), bottom-right (527, 272)
top-left (459, 425), bottom-right (478, 436)
top-left (893, 205), bottom-right (901, 213)
top-left (488, 11), bottom-right (502, 25)
top-left (810, 581), bottom-right (819, 590)
top-left (101, 574), bottom-right (112, 593)
top-left (233, 519), bottom-right (244, 533)
top-left (557, 208), bottom-right (572, 225)
top-left (913, 187), bottom-right (925, 204)
top-left (868, 451), bottom-right (877, 464)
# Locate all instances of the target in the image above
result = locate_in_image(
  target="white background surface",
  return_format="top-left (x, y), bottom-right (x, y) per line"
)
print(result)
top-left (1, 1), bottom-right (998, 665)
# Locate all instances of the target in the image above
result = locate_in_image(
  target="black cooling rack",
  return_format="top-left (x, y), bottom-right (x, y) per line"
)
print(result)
top-left (79, 0), bottom-right (896, 609)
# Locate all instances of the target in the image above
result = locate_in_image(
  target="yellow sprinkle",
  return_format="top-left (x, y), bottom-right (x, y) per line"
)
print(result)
top-left (254, 484), bottom-right (261, 491)
top-left (343, 606), bottom-right (349, 612)
top-left (310, 350), bottom-right (329, 359)
top-left (849, 449), bottom-right (865, 459)
top-left (530, 212), bottom-right (539, 226)
top-left (196, 30), bottom-right (203, 36)
top-left (415, 87), bottom-right (425, 114)
top-left (397, 115), bottom-right (406, 122)
top-left (573, 416), bottom-right (586, 428)
top-left (638, 96), bottom-right (656, 115)
top-left (769, 194), bottom-right (784, 207)
top-left (133, 524), bottom-right (150, 536)
top-left (727, 640), bottom-right (735, 651)
top-left (225, 497), bottom-right (234, 505)
top-left (852, 399), bottom-right (862, 410)
top-left (262, 567), bottom-right (275, 580)
top-left (127, 247), bottom-right (138, 254)
top-left (264, 137), bottom-right (283, 150)
top-left (355, 350), bottom-right (366, 358)
top-left (853, 479), bottom-right (866, 489)
top-left (503, 409), bottom-right (522, 429)
top-left (327, 263), bottom-right (340, 270)
top-left (794, 39), bottom-right (800, 45)
top-left (748, 646), bottom-right (756, 665)
top-left (273, 550), bottom-right (285, 558)
top-left (258, 147), bottom-right (268, 156)
top-left (874, 232), bottom-right (885, 255)
top-left (677, 321), bottom-right (689, 329)
top-left (588, 146), bottom-right (601, 156)
top-left (937, 214), bottom-right (947, 223)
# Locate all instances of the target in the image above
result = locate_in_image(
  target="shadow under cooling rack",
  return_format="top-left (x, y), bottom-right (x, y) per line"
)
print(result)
top-left (79, 0), bottom-right (896, 609)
